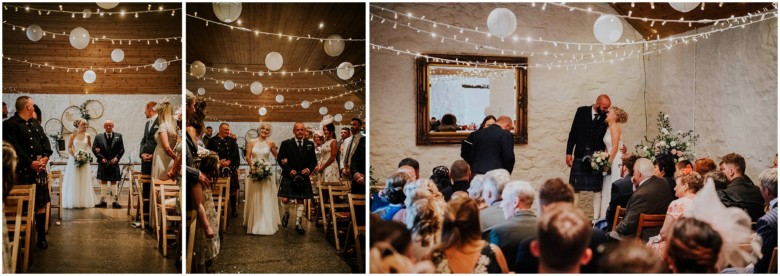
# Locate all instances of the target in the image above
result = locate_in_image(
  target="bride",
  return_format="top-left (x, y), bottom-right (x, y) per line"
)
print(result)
top-left (62, 118), bottom-right (97, 209)
top-left (597, 107), bottom-right (628, 219)
top-left (243, 122), bottom-right (281, 235)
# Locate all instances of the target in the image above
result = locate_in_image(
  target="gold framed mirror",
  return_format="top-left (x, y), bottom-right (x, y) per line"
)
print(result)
top-left (416, 53), bottom-right (528, 145)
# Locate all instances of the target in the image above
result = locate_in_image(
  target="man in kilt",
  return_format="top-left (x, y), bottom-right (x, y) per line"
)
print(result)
top-left (566, 95), bottom-right (611, 203)
top-left (277, 122), bottom-right (317, 234)
top-left (92, 120), bottom-right (125, 208)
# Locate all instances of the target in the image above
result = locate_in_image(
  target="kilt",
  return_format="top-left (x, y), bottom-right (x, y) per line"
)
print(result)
top-left (97, 163), bottom-right (121, 181)
top-left (569, 156), bottom-right (604, 192)
top-left (277, 175), bottom-right (313, 199)
top-left (19, 172), bottom-right (51, 210)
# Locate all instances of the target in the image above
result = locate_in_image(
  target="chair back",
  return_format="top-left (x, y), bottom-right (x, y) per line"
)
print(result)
top-left (185, 210), bottom-right (197, 274)
top-left (612, 205), bottom-right (627, 231)
top-left (769, 247), bottom-right (778, 273)
top-left (636, 213), bottom-right (666, 238)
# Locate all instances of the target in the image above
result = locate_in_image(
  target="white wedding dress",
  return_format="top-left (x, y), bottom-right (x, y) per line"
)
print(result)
top-left (243, 140), bottom-right (281, 235)
top-left (62, 134), bottom-right (96, 209)
top-left (598, 126), bottom-right (623, 219)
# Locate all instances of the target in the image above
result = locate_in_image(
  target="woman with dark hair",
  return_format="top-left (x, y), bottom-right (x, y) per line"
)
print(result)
top-left (428, 197), bottom-right (509, 273)
top-left (477, 115), bottom-right (497, 131)
top-left (375, 172), bottom-right (414, 221)
top-left (314, 122), bottom-right (339, 182)
top-left (436, 113), bottom-right (459, 132)
top-left (664, 217), bottom-right (722, 273)
top-left (654, 153), bottom-right (677, 191)
top-left (430, 165), bottom-right (451, 193)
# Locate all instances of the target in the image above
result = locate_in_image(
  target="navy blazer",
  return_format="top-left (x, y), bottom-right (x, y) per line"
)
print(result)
top-left (470, 124), bottom-right (515, 174)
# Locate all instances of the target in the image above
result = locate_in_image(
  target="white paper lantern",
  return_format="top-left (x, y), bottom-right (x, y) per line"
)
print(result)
top-left (336, 62), bottom-right (355, 80)
top-left (224, 80), bottom-right (235, 90)
top-left (96, 2), bottom-right (119, 9)
top-left (83, 9), bottom-right (92, 18)
top-left (344, 100), bottom-right (354, 110)
top-left (212, 2), bottom-right (242, 23)
top-left (250, 81), bottom-right (264, 95)
top-left (487, 8), bottom-right (517, 38)
top-left (265, 52), bottom-right (283, 71)
top-left (334, 114), bottom-right (343, 122)
top-left (197, 87), bottom-right (206, 95)
top-left (69, 27), bottom-right (90, 49)
top-left (669, 2), bottom-right (700, 13)
top-left (593, 15), bottom-right (623, 45)
top-left (275, 95), bottom-right (284, 103)
top-left (111, 49), bottom-right (124, 62)
top-left (301, 100), bottom-right (311, 109)
top-left (190, 61), bottom-right (206, 77)
top-left (26, 25), bottom-right (43, 42)
top-left (323, 34), bottom-right (345, 57)
top-left (319, 106), bottom-right (328, 115)
top-left (153, 58), bottom-right (168, 71)
top-left (83, 70), bottom-right (96, 83)
top-left (258, 107), bottom-right (267, 116)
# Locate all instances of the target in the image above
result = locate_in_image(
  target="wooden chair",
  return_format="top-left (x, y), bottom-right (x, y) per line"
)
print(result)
top-left (237, 168), bottom-right (247, 200)
top-left (347, 193), bottom-right (366, 272)
top-left (156, 185), bottom-right (181, 257)
top-left (611, 205), bottom-right (627, 231)
top-left (152, 178), bottom-right (177, 243)
top-left (212, 177), bottom-right (230, 233)
top-left (328, 185), bottom-right (352, 250)
top-left (636, 213), bottom-right (666, 239)
top-left (6, 184), bottom-right (36, 272)
top-left (46, 170), bottom-right (64, 232)
top-left (127, 172), bottom-right (141, 220)
top-left (318, 182), bottom-right (345, 234)
top-left (769, 247), bottom-right (778, 273)
top-left (4, 189), bottom-right (26, 273)
top-left (185, 210), bottom-right (197, 273)
top-left (137, 174), bottom-right (152, 229)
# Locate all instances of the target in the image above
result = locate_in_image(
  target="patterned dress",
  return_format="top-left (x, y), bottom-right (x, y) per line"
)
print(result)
top-left (430, 243), bottom-right (502, 273)
top-left (647, 196), bottom-right (694, 256)
top-left (318, 138), bottom-right (340, 183)
top-left (194, 184), bottom-right (220, 265)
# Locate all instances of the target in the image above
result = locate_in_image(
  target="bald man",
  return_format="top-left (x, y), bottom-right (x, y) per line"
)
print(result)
top-left (566, 94), bottom-right (611, 200)
top-left (470, 115), bottom-right (516, 175)
top-left (92, 120), bottom-right (125, 208)
top-left (277, 122), bottom-right (318, 234)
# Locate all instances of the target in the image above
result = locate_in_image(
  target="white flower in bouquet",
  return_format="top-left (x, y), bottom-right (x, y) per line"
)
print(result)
top-left (659, 141), bottom-right (667, 147)
top-left (670, 141), bottom-right (677, 147)
top-left (661, 128), bottom-right (669, 135)
top-left (664, 114), bottom-right (670, 119)
top-left (589, 151), bottom-right (610, 174)
top-left (249, 159), bottom-right (273, 181)
top-left (74, 149), bottom-right (92, 167)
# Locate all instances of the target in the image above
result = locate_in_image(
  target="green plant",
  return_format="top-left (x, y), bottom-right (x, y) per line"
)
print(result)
top-left (633, 112), bottom-right (699, 163)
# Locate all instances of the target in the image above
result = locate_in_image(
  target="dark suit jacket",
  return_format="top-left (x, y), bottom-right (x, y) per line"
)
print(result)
top-left (566, 105), bottom-right (607, 158)
top-left (140, 117), bottom-right (159, 157)
top-left (754, 200), bottom-right (777, 273)
top-left (277, 138), bottom-right (317, 180)
top-left (489, 210), bottom-right (537, 269)
top-left (726, 176), bottom-right (766, 221)
top-left (350, 136), bottom-right (366, 194)
top-left (615, 176), bottom-right (675, 240)
top-left (442, 180), bottom-right (470, 201)
top-left (92, 132), bottom-right (125, 181)
top-left (470, 124), bottom-right (515, 174)
top-left (605, 175), bottom-right (634, 230)
top-left (460, 131), bottom-right (476, 165)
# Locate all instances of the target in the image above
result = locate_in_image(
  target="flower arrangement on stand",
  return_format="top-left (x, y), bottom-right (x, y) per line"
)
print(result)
top-left (634, 112), bottom-right (699, 163)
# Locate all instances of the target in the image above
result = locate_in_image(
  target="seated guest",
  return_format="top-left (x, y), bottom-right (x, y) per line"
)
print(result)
top-left (705, 170), bottom-right (729, 191)
top-left (721, 153), bottom-right (765, 221)
top-left (654, 152), bottom-right (677, 192)
top-left (369, 215), bottom-right (435, 273)
top-left (647, 170), bottom-right (704, 257)
top-left (450, 191), bottom-right (469, 201)
top-left (694, 157), bottom-right (718, 177)
top-left (529, 202), bottom-right (592, 273)
top-left (479, 169), bottom-right (511, 232)
top-left (403, 179), bottom-right (446, 260)
top-left (427, 197), bottom-right (509, 273)
top-left (398, 157), bottom-right (420, 180)
top-left (663, 217), bottom-right (722, 273)
top-left (754, 168), bottom-right (777, 273)
top-left (489, 181), bottom-right (537, 270)
top-left (397, 165), bottom-right (417, 181)
top-left (676, 159), bottom-right (693, 171)
top-left (604, 154), bottom-right (638, 231)
top-left (610, 158), bottom-right (675, 241)
top-left (441, 160), bottom-right (471, 201)
top-left (599, 239), bottom-right (666, 273)
top-left (515, 178), bottom-right (613, 273)
top-left (435, 113), bottom-right (459, 132)
top-left (374, 172), bottom-right (414, 222)
top-left (467, 175), bottom-right (487, 209)
top-left (430, 165), bottom-right (451, 193)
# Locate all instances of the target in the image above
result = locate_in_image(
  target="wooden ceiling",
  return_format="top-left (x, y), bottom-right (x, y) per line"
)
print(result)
top-left (2, 3), bottom-right (182, 94)
top-left (186, 3), bottom-right (365, 122)
top-left (609, 2), bottom-right (775, 39)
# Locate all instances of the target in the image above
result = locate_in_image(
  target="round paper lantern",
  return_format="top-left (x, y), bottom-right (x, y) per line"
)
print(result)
top-left (111, 49), bottom-right (124, 62)
top-left (275, 95), bottom-right (284, 103)
top-left (197, 87), bottom-right (206, 95)
top-left (593, 14), bottom-right (623, 45)
top-left (69, 27), bottom-right (90, 49)
top-left (319, 106), bottom-right (328, 115)
top-left (83, 9), bottom-right (92, 18)
top-left (334, 114), bottom-right (343, 122)
top-left (301, 100), bottom-right (311, 109)
top-left (344, 100), bottom-right (354, 110)
top-left (250, 81), bottom-right (263, 95)
top-left (265, 52), bottom-right (283, 71)
top-left (323, 34), bottom-right (345, 57)
top-left (224, 80), bottom-right (235, 90)
top-left (258, 107), bottom-right (267, 116)
top-left (337, 62), bottom-right (355, 80)
top-left (669, 2), bottom-right (700, 13)
top-left (83, 70), bottom-right (97, 83)
top-left (96, 2), bottom-right (119, 9)
top-left (212, 2), bottom-right (242, 23)
top-left (190, 61), bottom-right (206, 77)
top-left (26, 24), bottom-right (43, 42)
top-left (487, 8), bottom-right (517, 38)
top-left (153, 58), bottom-right (168, 71)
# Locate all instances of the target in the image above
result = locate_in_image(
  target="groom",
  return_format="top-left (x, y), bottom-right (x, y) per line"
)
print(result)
top-left (93, 120), bottom-right (125, 208)
top-left (566, 94), bottom-right (610, 195)
top-left (277, 122), bottom-right (318, 234)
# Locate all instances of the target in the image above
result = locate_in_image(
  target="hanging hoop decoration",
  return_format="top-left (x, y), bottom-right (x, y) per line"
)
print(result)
top-left (61, 105), bottom-right (83, 133)
top-left (236, 137), bottom-right (247, 149)
top-left (44, 118), bottom-right (64, 136)
top-left (86, 126), bottom-right (98, 138)
top-left (82, 99), bottom-right (104, 119)
top-left (245, 129), bottom-right (259, 141)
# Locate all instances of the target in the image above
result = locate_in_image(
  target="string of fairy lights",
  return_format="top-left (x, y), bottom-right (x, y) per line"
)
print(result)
top-left (189, 63), bottom-right (365, 77)
top-left (187, 12), bottom-right (364, 42)
top-left (3, 4), bottom-right (180, 17)
top-left (3, 22), bottom-right (182, 45)
top-left (4, 55), bottom-right (181, 73)
top-left (546, 2), bottom-right (774, 25)
top-left (202, 87), bottom-right (364, 111)
top-left (188, 75), bottom-right (364, 92)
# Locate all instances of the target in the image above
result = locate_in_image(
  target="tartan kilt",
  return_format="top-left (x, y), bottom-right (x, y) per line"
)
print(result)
top-left (277, 175), bottom-right (313, 199)
top-left (569, 157), bottom-right (604, 192)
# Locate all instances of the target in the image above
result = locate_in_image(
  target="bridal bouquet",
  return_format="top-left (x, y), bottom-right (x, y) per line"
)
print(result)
top-left (249, 159), bottom-right (273, 181)
top-left (587, 151), bottom-right (611, 175)
top-left (634, 112), bottom-right (699, 163)
top-left (74, 149), bottom-right (93, 167)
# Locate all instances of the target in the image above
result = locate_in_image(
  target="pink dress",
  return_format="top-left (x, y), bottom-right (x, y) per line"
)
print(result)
top-left (647, 196), bottom-right (694, 256)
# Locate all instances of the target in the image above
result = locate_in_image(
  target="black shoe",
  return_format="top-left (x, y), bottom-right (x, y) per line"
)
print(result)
top-left (282, 212), bottom-right (289, 227)
top-left (232, 209), bottom-right (238, 217)
top-left (95, 201), bottom-right (107, 208)
top-left (112, 202), bottom-right (121, 209)
top-left (295, 222), bottom-right (305, 235)
top-left (37, 239), bottom-right (48, 249)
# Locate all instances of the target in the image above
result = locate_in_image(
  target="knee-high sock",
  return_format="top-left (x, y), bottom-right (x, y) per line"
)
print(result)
top-left (35, 213), bottom-right (46, 240)
top-left (296, 203), bottom-right (304, 222)
top-left (111, 183), bottom-right (119, 202)
top-left (100, 182), bottom-right (109, 201)
top-left (593, 192), bottom-right (602, 220)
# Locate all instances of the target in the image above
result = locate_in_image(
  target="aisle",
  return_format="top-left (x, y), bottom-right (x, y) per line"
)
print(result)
top-left (210, 199), bottom-right (353, 273)
top-left (28, 195), bottom-right (178, 273)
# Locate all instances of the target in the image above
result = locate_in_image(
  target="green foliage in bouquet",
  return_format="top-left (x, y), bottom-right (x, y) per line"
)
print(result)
top-left (634, 112), bottom-right (699, 163)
